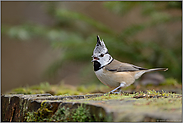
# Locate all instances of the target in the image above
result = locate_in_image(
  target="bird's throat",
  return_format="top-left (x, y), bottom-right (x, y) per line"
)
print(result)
top-left (93, 61), bottom-right (101, 71)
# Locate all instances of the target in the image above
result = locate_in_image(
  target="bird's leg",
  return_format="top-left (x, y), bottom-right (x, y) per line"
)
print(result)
top-left (111, 89), bottom-right (122, 94)
top-left (109, 83), bottom-right (125, 94)
top-left (117, 88), bottom-right (122, 93)
top-left (109, 87), bottom-right (120, 94)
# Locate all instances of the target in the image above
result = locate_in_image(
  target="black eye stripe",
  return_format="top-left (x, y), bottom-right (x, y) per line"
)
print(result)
top-left (99, 51), bottom-right (109, 57)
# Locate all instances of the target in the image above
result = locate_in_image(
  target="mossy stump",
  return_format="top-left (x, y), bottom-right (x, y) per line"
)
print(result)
top-left (1, 92), bottom-right (182, 122)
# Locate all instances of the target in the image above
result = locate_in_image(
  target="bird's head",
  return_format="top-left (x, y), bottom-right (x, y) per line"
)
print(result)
top-left (92, 35), bottom-right (113, 68)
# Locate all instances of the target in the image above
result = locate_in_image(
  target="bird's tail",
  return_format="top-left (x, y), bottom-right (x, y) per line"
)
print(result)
top-left (134, 68), bottom-right (168, 79)
top-left (146, 68), bottom-right (168, 73)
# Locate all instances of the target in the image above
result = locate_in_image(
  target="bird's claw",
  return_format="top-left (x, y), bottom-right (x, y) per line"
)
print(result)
top-left (109, 88), bottom-right (122, 94)
top-left (111, 91), bottom-right (120, 94)
top-left (109, 90), bottom-right (122, 94)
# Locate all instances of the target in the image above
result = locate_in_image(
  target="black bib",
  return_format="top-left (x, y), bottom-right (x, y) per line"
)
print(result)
top-left (93, 61), bottom-right (101, 71)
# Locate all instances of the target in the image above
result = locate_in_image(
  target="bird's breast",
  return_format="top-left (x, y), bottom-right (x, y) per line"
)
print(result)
top-left (94, 68), bottom-right (136, 88)
top-left (95, 68), bottom-right (121, 88)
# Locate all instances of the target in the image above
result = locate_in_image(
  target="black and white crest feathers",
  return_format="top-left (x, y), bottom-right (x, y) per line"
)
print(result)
top-left (93, 35), bottom-right (108, 56)
top-left (97, 35), bottom-right (101, 46)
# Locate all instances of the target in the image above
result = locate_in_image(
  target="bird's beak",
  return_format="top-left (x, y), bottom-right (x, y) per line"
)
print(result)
top-left (91, 56), bottom-right (99, 62)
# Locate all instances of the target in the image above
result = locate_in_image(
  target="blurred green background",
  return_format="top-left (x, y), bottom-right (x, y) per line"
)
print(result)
top-left (2, 1), bottom-right (182, 94)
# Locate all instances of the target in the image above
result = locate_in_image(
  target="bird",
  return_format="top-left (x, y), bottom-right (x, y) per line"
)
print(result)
top-left (91, 35), bottom-right (168, 94)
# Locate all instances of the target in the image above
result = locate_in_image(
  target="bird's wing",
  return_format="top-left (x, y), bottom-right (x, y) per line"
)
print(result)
top-left (105, 59), bottom-right (147, 72)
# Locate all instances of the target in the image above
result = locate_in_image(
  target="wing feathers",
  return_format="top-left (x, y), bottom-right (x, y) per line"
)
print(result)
top-left (105, 59), bottom-right (148, 72)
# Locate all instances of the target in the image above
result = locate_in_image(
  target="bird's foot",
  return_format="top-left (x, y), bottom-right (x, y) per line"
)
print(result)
top-left (110, 91), bottom-right (121, 94)
top-left (106, 83), bottom-right (125, 95)
top-left (109, 89), bottom-right (122, 94)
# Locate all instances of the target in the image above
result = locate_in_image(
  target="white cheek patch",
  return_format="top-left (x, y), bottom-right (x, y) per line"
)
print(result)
top-left (99, 54), bottom-right (113, 67)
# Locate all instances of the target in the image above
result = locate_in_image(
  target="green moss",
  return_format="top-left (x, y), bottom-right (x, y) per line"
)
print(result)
top-left (90, 92), bottom-right (133, 101)
top-left (89, 90), bottom-right (180, 101)
top-left (9, 82), bottom-right (108, 95)
top-left (133, 89), bottom-right (175, 98)
top-left (25, 112), bottom-right (35, 122)
top-left (50, 106), bottom-right (70, 122)
top-left (77, 85), bottom-right (88, 93)
top-left (11, 87), bottom-right (32, 94)
top-left (25, 101), bottom-right (52, 122)
top-left (10, 82), bottom-right (51, 95)
top-left (25, 101), bottom-right (110, 122)
top-left (71, 104), bottom-right (93, 122)
top-left (7, 77), bottom-right (181, 96)
top-left (29, 82), bottom-right (51, 91)
top-left (25, 101), bottom-right (102, 122)
top-left (56, 89), bottom-right (81, 95)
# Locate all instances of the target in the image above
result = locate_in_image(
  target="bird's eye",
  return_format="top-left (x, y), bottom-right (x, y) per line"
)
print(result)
top-left (100, 54), bottom-right (104, 57)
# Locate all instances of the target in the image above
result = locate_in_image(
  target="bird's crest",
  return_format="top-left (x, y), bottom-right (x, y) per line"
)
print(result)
top-left (93, 35), bottom-right (108, 56)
